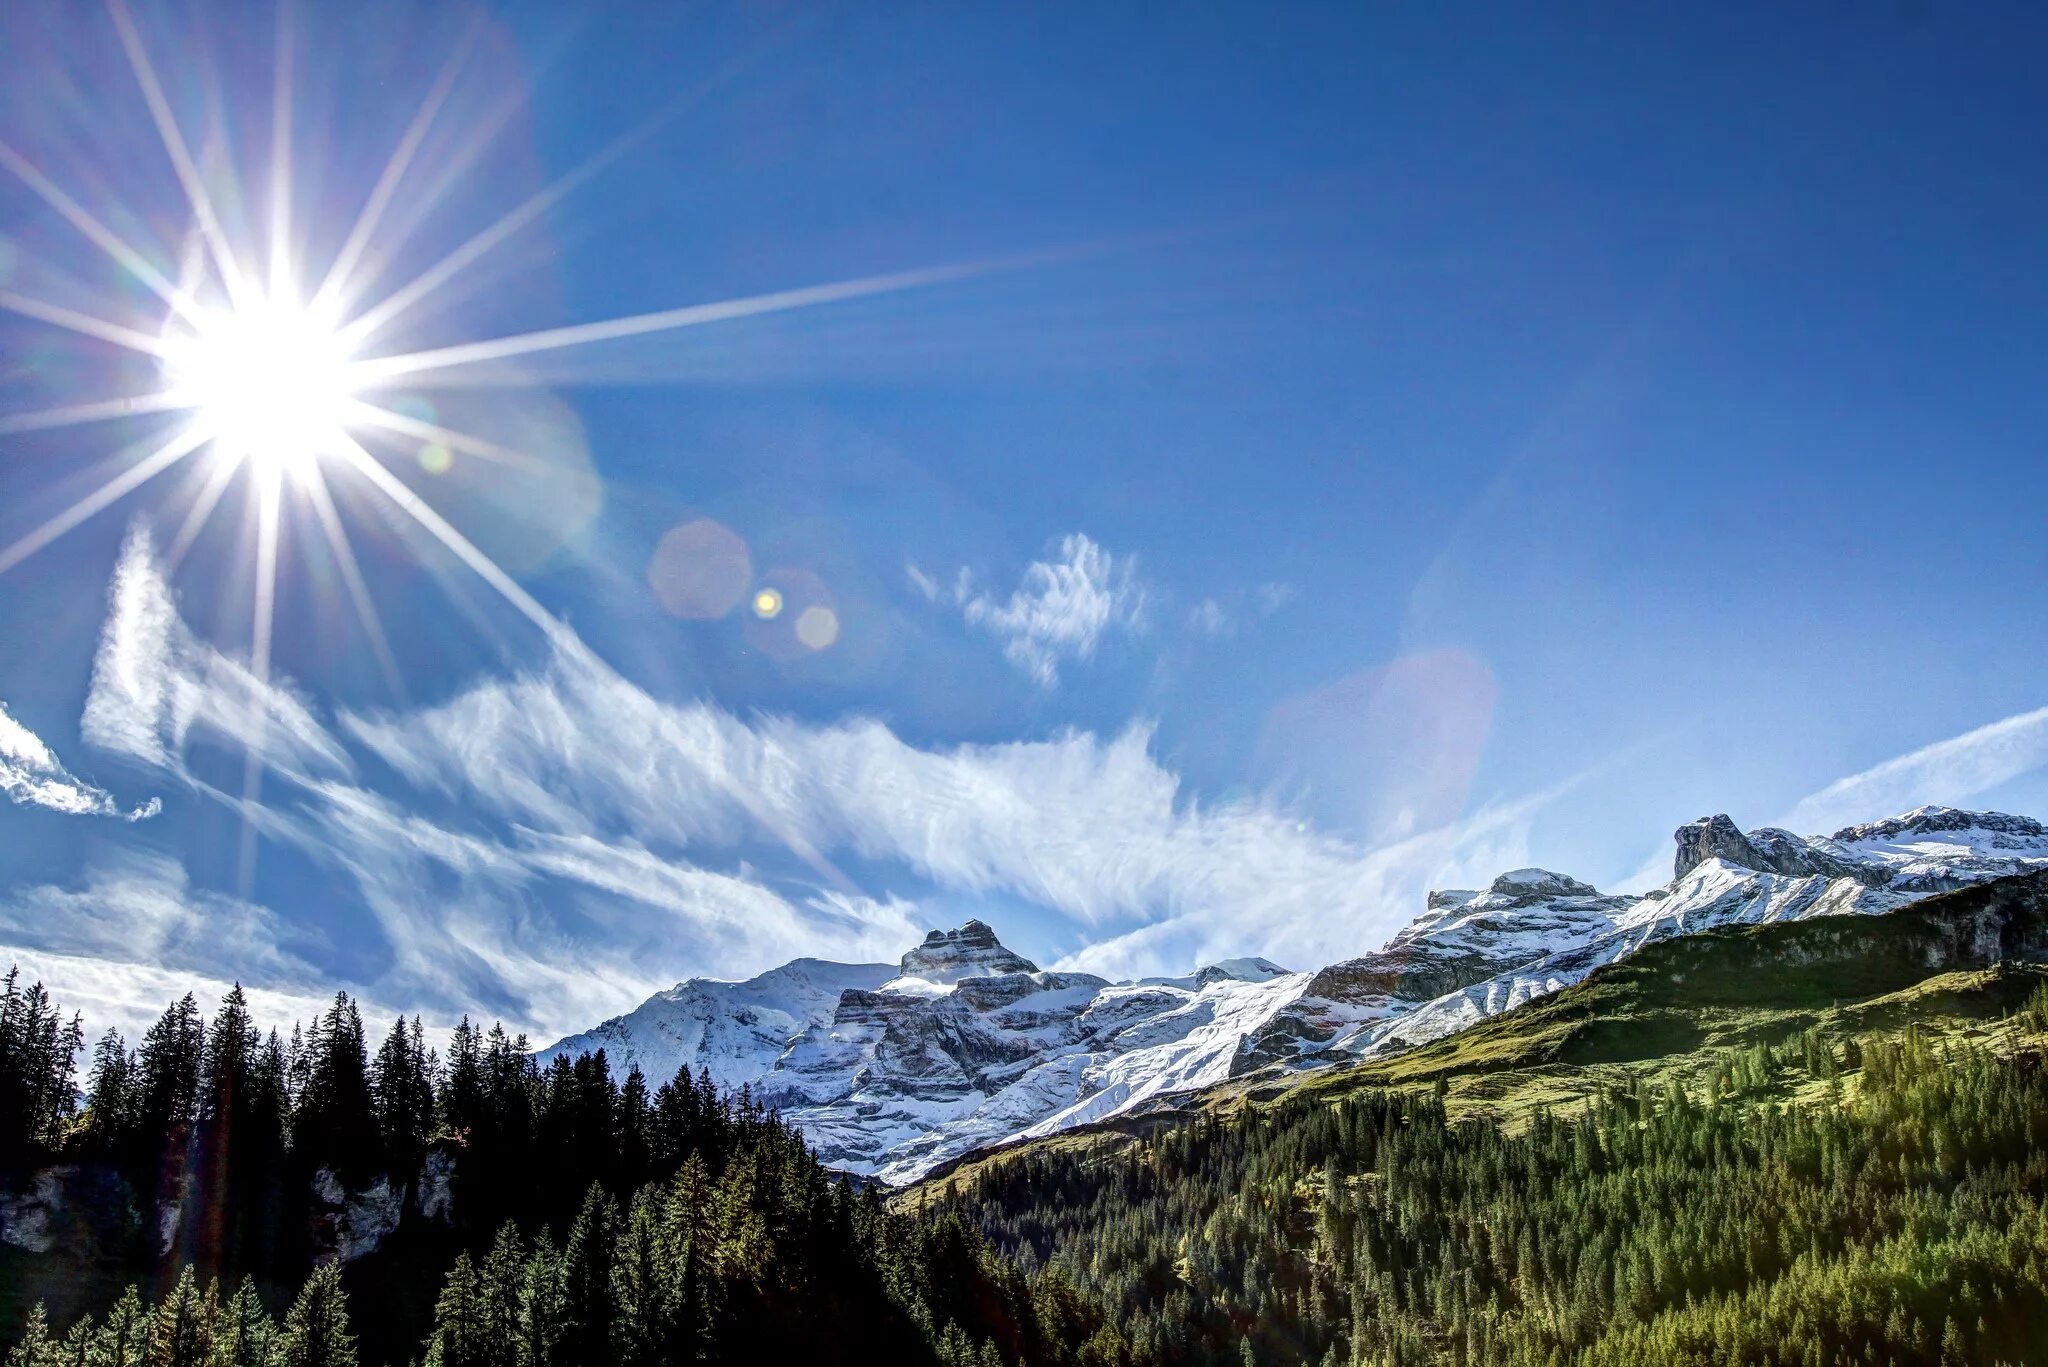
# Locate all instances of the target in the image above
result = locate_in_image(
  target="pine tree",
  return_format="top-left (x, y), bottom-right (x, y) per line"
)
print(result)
top-left (146, 1267), bottom-right (215, 1367)
top-left (6, 1304), bottom-right (54, 1367)
top-left (273, 1267), bottom-right (355, 1367)
top-left (90, 1288), bottom-right (151, 1367)
top-left (57, 1313), bottom-right (96, 1367)
top-left (479, 1222), bottom-right (526, 1355)
top-left (207, 1281), bottom-right (272, 1367)
top-left (0, 970), bottom-right (82, 1166)
top-left (609, 1188), bottom-right (672, 1367)
top-left (560, 1184), bottom-right (618, 1367)
top-left (199, 990), bottom-right (256, 1136)
top-left (294, 995), bottom-right (376, 1182)
top-left (515, 1237), bottom-right (568, 1367)
top-left (81, 1029), bottom-right (135, 1162)
top-left (424, 1253), bottom-right (485, 1367)
top-left (616, 1066), bottom-right (651, 1192)
top-left (137, 996), bottom-right (204, 1141)
top-left (440, 1019), bottom-right (484, 1139)
top-left (372, 1015), bottom-right (434, 1177)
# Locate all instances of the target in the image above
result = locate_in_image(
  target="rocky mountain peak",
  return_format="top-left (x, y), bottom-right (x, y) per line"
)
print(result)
top-left (897, 920), bottom-right (1040, 984)
top-left (1673, 814), bottom-right (1875, 883)
top-left (1487, 868), bottom-right (1599, 900)
top-left (1673, 814), bottom-right (1754, 880)
top-left (1833, 806), bottom-right (2048, 844)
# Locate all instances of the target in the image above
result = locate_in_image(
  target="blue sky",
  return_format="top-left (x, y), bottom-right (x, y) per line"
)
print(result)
top-left (3, 0), bottom-right (2048, 1044)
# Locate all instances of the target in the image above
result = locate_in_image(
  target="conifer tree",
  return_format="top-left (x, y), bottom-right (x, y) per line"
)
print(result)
top-left (91, 1288), bottom-right (150, 1367)
top-left (80, 1029), bottom-right (135, 1162)
top-left (372, 1014), bottom-right (434, 1177)
top-left (137, 996), bottom-right (204, 1143)
top-left (294, 995), bottom-right (375, 1181)
top-left (424, 1253), bottom-right (485, 1367)
top-left (479, 1222), bottom-right (526, 1354)
top-left (616, 1065), bottom-right (651, 1191)
top-left (608, 1188), bottom-right (673, 1367)
top-left (146, 1267), bottom-right (214, 1367)
top-left (560, 1184), bottom-right (618, 1367)
top-left (515, 1237), bottom-right (568, 1367)
top-left (207, 1281), bottom-right (272, 1367)
top-left (6, 1305), bottom-right (52, 1367)
top-left (272, 1267), bottom-right (355, 1367)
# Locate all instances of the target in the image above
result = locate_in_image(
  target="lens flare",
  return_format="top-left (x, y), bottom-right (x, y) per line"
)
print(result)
top-left (0, 1), bottom-right (1016, 894)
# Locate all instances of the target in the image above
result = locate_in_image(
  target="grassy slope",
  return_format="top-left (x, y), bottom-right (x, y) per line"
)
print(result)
top-left (909, 866), bottom-right (2048, 1198)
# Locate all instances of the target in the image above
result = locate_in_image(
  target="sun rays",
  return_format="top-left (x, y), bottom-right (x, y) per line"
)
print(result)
top-left (0, 0), bottom-right (997, 892)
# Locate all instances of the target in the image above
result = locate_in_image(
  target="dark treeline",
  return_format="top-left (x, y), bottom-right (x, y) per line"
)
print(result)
top-left (0, 971), bottom-right (1145, 1367)
top-left (940, 1016), bottom-right (2048, 1366)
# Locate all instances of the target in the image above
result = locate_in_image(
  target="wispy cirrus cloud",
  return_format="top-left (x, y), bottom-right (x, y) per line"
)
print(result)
top-left (0, 698), bottom-right (156, 820)
top-left (911, 532), bottom-right (1146, 687)
top-left (1778, 705), bottom-right (2048, 837)
top-left (0, 849), bottom-right (312, 986)
top-left (66, 530), bottom-right (927, 1036)
top-left (1613, 703), bottom-right (2048, 893)
top-left (59, 523), bottom-right (1569, 1039)
top-left (338, 628), bottom-right (1572, 978)
top-left (83, 525), bottom-right (351, 781)
top-left (0, 849), bottom-right (359, 1046)
top-left (0, 938), bottom-right (384, 1055)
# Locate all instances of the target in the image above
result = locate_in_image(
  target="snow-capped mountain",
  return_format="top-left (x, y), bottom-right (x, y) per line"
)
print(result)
top-left (546, 918), bottom-right (1313, 1182)
top-left (1256, 806), bottom-right (2048, 1063)
top-left (541, 805), bottom-right (2048, 1183)
top-left (542, 957), bottom-right (896, 1095)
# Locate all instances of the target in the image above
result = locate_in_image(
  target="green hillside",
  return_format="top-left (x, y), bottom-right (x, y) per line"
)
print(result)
top-left (921, 869), bottom-right (2048, 1366)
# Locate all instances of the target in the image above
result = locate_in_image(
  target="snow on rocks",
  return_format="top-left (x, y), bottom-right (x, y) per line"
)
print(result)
top-left (539, 805), bottom-right (2048, 1184)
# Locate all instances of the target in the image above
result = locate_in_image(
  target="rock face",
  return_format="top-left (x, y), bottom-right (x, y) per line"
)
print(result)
top-left (1672, 814), bottom-right (1872, 883)
top-left (1238, 867), bottom-right (1627, 1072)
top-left (310, 1169), bottom-right (404, 1264)
top-left (542, 804), bottom-right (2048, 1184)
top-left (0, 1169), bottom-right (66, 1253)
top-left (895, 920), bottom-right (1039, 984)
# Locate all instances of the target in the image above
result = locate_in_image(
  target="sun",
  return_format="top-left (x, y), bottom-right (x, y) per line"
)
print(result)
top-left (0, 0), bottom-right (992, 622)
top-left (160, 290), bottom-right (360, 482)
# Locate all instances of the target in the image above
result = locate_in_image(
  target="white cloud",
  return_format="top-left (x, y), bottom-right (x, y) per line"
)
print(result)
top-left (82, 524), bottom-right (350, 782)
top-left (0, 699), bottom-right (156, 820)
top-left (1779, 705), bottom-right (2048, 837)
top-left (338, 631), bottom-right (1586, 978)
top-left (1607, 704), bottom-right (2048, 894)
top-left (923, 533), bottom-right (1147, 687)
top-left (1189, 598), bottom-right (1232, 638)
top-left (0, 850), bottom-right (313, 986)
top-left (0, 852), bottom-right (376, 1047)
top-left (37, 524), bottom-right (1585, 1040)
top-left (43, 530), bottom-right (935, 1043)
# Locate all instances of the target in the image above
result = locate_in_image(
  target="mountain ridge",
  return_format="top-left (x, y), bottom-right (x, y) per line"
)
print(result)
top-left (542, 803), bottom-right (2048, 1181)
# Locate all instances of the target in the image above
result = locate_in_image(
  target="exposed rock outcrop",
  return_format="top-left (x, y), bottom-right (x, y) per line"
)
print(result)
top-left (896, 920), bottom-right (1040, 984)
